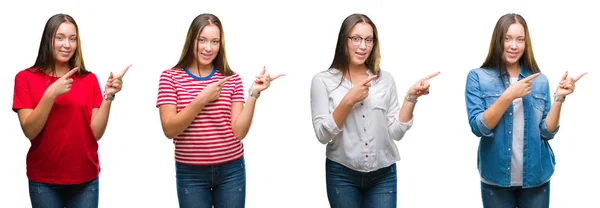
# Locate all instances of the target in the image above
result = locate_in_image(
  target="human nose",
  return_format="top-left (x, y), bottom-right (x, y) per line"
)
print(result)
top-left (63, 39), bottom-right (70, 48)
top-left (509, 40), bottom-right (517, 49)
top-left (359, 38), bottom-right (367, 49)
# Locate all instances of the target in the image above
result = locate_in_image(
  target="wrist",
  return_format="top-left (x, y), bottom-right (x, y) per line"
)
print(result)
top-left (103, 91), bottom-right (115, 101)
top-left (44, 89), bottom-right (59, 100)
top-left (553, 93), bottom-right (565, 103)
top-left (405, 93), bottom-right (418, 104)
top-left (248, 88), bottom-right (260, 99)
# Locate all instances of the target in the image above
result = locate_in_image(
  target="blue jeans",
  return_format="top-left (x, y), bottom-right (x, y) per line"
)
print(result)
top-left (176, 157), bottom-right (246, 208)
top-left (326, 159), bottom-right (397, 208)
top-left (481, 181), bottom-right (550, 208)
top-left (29, 177), bottom-right (99, 208)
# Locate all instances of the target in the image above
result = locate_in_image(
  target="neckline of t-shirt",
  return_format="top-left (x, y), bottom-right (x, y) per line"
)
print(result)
top-left (183, 65), bottom-right (216, 81)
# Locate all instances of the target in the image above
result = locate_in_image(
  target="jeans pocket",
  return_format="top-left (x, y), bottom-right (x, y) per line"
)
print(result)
top-left (28, 181), bottom-right (54, 194)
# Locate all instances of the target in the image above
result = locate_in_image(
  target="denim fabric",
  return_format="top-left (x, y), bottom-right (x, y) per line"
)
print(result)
top-left (176, 157), bottom-right (246, 208)
top-left (326, 159), bottom-right (397, 208)
top-left (29, 177), bottom-right (99, 208)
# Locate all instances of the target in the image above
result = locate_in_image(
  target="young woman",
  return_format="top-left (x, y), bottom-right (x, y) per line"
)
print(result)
top-left (156, 13), bottom-right (283, 208)
top-left (465, 13), bottom-right (586, 208)
top-left (12, 13), bottom-right (130, 208)
top-left (310, 13), bottom-right (439, 208)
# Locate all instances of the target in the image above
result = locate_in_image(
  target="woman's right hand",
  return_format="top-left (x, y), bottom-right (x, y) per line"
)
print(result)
top-left (505, 73), bottom-right (540, 100)
top-left (47, 67), bottom-right (80, 98)
top-left (344, 75), bottom-right (378, 104)
top-left (198, 76), bottom-right (232, 102)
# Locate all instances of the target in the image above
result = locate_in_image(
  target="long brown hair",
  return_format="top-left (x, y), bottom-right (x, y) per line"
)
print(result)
top-left (174, 13), bottom-right (233, 76)
top-left (32, 13), bottom-right (89, 75)
top-left (329, 13), bottom-right (381, 79)
top-left (481, 13), bottom-right (540, 86)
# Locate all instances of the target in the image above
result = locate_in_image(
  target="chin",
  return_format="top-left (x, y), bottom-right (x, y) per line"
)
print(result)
top-left (56, 58), bottom-right (70, 64)
top-left (351, 59), bottom-right (366, 66)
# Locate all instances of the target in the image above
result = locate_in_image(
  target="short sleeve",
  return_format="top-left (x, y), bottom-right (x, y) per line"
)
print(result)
top-left (89, 73), bottom-right (102, 108)
top-left (231, 73), bottom-right (245, 103)
top-left (157, 70), bottom-right (177, 107)
top-left (12, 71), bottom-right (33, 112)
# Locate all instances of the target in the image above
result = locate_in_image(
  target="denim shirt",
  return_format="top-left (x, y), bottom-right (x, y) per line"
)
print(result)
top-left (465, 67), bottom-right (558, 188)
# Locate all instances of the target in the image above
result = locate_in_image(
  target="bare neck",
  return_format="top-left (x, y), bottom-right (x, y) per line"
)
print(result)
top-left (53, 63), bottom-right (71, 77)
top-left (188, 62), bottom-right (214, 77)
top-left (348, 64), bottom-right (368, 76)
top-left (506, 62), bottom-right (520, 78)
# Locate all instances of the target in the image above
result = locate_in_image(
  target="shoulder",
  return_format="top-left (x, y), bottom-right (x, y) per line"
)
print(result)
top-left (533, 72), bottom-right (549, 84)
top-left (82, 71), bottom-right (98, 79)
top-left (15, 67), bottom-right (40, 78)
top-left (376, 69), bottom-right (394, 82)
top-left (161, 68), bottom-right (184, 76)
top-left (469, 68), bottom-right (498, 74)
top-left (467, 67), bottom-right (499, 79)
top-left (312, 68), bottom-right (342, 81)
top-left (218, 71), bottom-right (241, 81)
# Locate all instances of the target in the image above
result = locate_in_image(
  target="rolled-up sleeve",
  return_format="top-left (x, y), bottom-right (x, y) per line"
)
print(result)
top-left (386, 76), bottom-right (413, 141)
top-left (540, 80), bottom-right (559, 140)
top-left (311, 74), bottom-right (342, 144)
top-left (466, 70), bottom-right (494, 138)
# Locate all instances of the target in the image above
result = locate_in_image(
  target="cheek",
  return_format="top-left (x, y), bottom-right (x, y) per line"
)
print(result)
top-left (71, 42), bottom-right (78, 51)
top-left (519, 43), bottom-right (526, 52)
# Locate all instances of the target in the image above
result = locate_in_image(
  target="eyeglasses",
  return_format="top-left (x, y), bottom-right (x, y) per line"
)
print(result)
top-left (348, 36), bottom-right (375, 47)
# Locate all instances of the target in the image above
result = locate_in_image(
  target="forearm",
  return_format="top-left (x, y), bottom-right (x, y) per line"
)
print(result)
top-left (332, 98), bottom-right (354, 129)
top-left (399, 97), bottom-right (416, 123)
top-left (162, 96), bottom-right (209, 138)
top-left (21, 92), bottom-right (56, 140)
top-left (91, 100), bottom-right (112, 140)
top-left (483, 93), bottom-right (513, 129)
top-left (232, 96), bottom-right (257, 140)
top-left (545, 101), bottom-right (563, 132)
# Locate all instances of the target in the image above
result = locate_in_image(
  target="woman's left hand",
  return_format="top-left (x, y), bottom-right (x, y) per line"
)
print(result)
top-left (250, 66), bottom-right (285, 93)
top-left (555, 71), bottom-right (587, 98)
top-left (407, 71), bottom-right (440, 98)
top-left (104, 64), bottom-right (132, 96)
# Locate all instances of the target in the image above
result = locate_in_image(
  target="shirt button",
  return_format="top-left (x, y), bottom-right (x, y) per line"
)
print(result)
top-left (509, 131), bottom-right (512, 134)
top-left (361, 102), bottom-right (364, 106)
top-left (508, 167), bottom-right (511, 170)
top-left (508, 148), bottom-right (511, 151)
top-left (364, 128), bottom-right (366, 132)
top-left (509, 113), bottom-right (513, 116)
top-left (366, 155), bottom-right (368, 158)
top-left (365, 143), bottom-right (368, 146)
top-left (362, 115), bottom-right (365, 118)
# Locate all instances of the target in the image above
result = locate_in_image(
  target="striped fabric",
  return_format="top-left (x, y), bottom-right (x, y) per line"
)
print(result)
top-left (157, 68), bottom-right (245, 165)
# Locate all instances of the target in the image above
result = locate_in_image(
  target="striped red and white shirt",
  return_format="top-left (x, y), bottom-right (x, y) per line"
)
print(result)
top-left (156, 68), bottom-right (245, 166)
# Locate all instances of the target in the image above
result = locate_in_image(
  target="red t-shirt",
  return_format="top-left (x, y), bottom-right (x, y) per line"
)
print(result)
top-left (156, 68), bottom-right (245, 166)
top-left (12, 68), bottom-right (103, 184)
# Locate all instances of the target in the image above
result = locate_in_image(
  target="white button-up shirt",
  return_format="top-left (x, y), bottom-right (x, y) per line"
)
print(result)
top-left (310, 68), bottom-right (413, 172)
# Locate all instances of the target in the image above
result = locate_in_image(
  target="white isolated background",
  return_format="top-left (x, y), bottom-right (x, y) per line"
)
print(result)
top-left (0, 0), bottom-right (598, 207)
